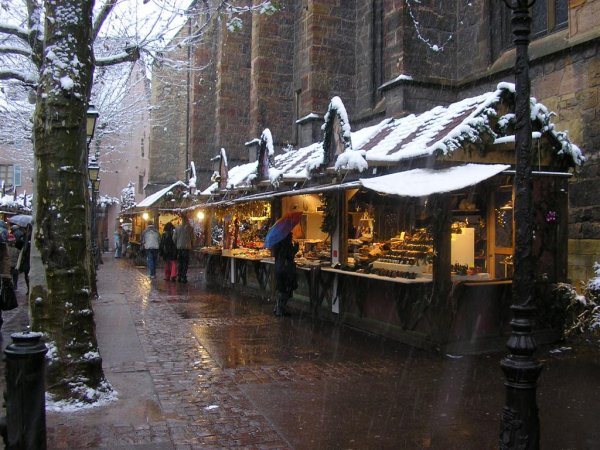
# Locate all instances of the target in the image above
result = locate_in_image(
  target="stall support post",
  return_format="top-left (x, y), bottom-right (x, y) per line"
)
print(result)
top-left (2, 331), bottom-right (48, 450)
top-left (499, 1), bottom-right (542, 449)
top-left (331, 192), bottom-right (346, 265)
top-left (202, 211), bottom-right (212, 247)
top-left (428, 193), bottom-right (452, 318)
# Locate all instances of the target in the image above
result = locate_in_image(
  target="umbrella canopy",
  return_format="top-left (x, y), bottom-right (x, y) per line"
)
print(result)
top-left (8, 214), bottom-right (32, 227)
top-left (264, 212), bottom-right (302, 249)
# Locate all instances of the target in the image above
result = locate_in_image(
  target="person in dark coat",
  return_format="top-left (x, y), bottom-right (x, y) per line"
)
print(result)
top-left (174, 215), bottom-right (194, 283)
top-left (15, 223), bottom-right (31, 295)
top-left (159, 222), bottom-right (178, 282)
top-left (272, 232), bottom-right (299, 316)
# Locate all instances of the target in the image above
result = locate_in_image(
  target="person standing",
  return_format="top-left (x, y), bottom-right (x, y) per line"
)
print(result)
top-left (0, 222), bottom-right (15, 329)
top-left (114, 226), bottom-right (123, 258)
top-left (141, 223), bottom-right (160, 279)
top-left (159, 222), bottom-right (178, 282)
top-left (272, 232), bottom-right (299, 316)
top-left (121, 227), bottom-right (130, 258)
top-left (174, 215), bottom-right (194, 283)
top-left (15, 223), bottom-right (31, 295)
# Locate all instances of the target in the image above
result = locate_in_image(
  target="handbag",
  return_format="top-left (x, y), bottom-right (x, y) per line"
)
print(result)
top-left (0, 277), bottom-right (18, 311)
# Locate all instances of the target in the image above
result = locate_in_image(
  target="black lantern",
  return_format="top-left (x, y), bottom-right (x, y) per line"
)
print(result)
top-left (88, 157), bottom-right (100, 184)
top-left (86, 104), bottom-right (99, 145)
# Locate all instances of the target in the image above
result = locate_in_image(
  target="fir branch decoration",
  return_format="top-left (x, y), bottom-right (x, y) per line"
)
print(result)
top-left (320, 193), bottom-right (338, 237)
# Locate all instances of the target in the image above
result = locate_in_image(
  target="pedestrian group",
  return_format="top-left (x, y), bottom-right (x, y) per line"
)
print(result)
top-left (139, 214), bottom-right (194, 282)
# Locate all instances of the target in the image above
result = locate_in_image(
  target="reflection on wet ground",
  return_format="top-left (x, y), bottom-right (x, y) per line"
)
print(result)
top-left (154, 273), bottom-right (600, 450)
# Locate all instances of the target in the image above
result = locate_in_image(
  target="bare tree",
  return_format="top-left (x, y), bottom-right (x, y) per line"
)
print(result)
top-left (0, 0), bottom-right (279, 404)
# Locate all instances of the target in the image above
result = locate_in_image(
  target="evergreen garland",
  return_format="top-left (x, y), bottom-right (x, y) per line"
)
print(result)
top-left (320, 192), bottom-right (338, 237)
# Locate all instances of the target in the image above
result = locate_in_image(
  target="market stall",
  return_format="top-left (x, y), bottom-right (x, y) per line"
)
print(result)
top-left (119, 181), bottom-right (196, 263)
top-left (197, 84), bottom-right (582, 353)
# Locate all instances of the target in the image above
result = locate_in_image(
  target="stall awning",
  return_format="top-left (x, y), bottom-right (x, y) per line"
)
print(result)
top-left (359, 164), bottom-right (511, 197)
top-left (136, 181), bottom-right (188, 208)
top-left (199, 181), bottom-right (361, 209)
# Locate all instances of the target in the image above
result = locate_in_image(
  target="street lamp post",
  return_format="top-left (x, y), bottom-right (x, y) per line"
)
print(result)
top-left (88, 158), bottom-right (100, 269)
top-left (86, 105), bottom-right (100, 271)
top-left (499, 1), bottom-right (542, 449)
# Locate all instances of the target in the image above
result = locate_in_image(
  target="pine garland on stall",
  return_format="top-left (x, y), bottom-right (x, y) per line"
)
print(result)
top-left (320, 193), bottom-right (338, 238)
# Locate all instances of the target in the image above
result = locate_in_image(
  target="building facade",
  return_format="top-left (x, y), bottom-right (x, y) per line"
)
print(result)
top-left (148, 0), bottom-right (600, 285)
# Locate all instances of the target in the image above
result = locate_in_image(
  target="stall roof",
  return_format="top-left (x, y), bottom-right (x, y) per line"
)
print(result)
top-left (136, 181), bottom-right (188, 208)
top-left (359, 164), bottom-right (510, 197)
top-left (200, 82), bottom-right (583, 197)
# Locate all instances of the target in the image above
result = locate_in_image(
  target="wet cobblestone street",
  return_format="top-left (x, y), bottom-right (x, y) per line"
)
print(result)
top-left (2, 255), bottom-right (600, 449)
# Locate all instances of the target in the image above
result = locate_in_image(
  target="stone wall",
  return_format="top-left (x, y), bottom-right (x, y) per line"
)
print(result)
top-left (214, 15), bottom-right (253, 167)
top-left (148, 24), bottom-right (189, 190)
top-left (569, 239), bottom-right (600, 287)
top-left (249, 0), bottom-right (295, 147)
top-left (402, 0), bottom-right (458, 83)
top-left (191, 17), bottom-right (220, 189)
top-left (295, 0), bottom-right (357, 147)
top-left (531, 40), bottom-right (600, 242)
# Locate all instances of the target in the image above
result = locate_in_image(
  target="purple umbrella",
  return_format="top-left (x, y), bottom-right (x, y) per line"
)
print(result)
top-left (264, 212), bottom-right (302, 249)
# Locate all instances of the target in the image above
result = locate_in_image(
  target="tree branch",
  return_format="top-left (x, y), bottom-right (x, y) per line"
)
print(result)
top-left (95, 46), bottom-right (141, 67)
top-left (0, 24), bottom-right (30, 42)
top-left (26, 0), bottom-right (44, 67)
top-left (92, 0), bottom-right (118, 41)
top-left (0, 69), bottom-right (37, 84)
top-left (0, 46), bottom-right (33, 58)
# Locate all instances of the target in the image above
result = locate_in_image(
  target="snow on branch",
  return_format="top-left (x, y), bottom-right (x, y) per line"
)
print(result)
top-left (92, 0), bottom-right (118, 41)
top-left (95, 46), bottom-right (141, 67)
top-left (0, 45), bottom-right (33, 58)
top-left (0, 68), bottom-right (36, 84)
top-left (0, 23), bottom-right (30, 43)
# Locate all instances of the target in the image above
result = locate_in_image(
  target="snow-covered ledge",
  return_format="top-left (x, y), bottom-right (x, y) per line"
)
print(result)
top-left (296, 113), bottom-right (322, 124)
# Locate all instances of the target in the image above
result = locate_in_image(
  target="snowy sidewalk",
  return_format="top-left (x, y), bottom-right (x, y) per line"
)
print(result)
top-left (44, 256), bottom-right (286, 449)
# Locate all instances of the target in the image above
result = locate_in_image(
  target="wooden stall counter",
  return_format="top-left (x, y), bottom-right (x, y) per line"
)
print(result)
top-left (321, 266), bottom-right (433, 284)
top-left (198, 246), bottom-right (222, 255)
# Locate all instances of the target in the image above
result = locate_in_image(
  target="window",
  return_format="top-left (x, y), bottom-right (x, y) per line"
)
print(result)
top-left (531, 0), bottom-right (568, 39)
top-left (0, 164), bottom-right (15, 187)
top-left (490, 0), bottom-right (568, 60)
top-left (14, 165), bottom-right (21, 187)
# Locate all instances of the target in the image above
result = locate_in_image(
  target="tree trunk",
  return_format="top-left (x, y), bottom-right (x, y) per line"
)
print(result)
top-left (30, 0), bottom-right (109, 403)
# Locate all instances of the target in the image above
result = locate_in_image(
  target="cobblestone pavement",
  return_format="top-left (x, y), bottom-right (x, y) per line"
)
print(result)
top-left (2, 255), bottom-right (600, 449)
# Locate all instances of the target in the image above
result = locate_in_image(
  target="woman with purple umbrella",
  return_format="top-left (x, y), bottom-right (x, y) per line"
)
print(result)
top-left (272, 232), bottom-right (299, 316)
top-left (264, 212), bottom-right (302, 316)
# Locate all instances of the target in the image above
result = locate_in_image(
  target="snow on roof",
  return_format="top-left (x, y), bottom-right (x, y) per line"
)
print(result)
top-left (261, 129), bottom-right (274, 156)
top-left (200, 82), bottom-right (583, 196)
top-left (0, 193), bottom-right (31, 213)
top-left (322, 96), bottom-right (351, 139)
top-left (137, 181), bottom-right (187, 207)
top-left (358, 91), bottom-right (498, 162)
top-left (360, 164), bottom-right (510, 197)
top-left (357, 82), bottom-right (583, 166)
top-left (200, 161), bottom-right (258, 196)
